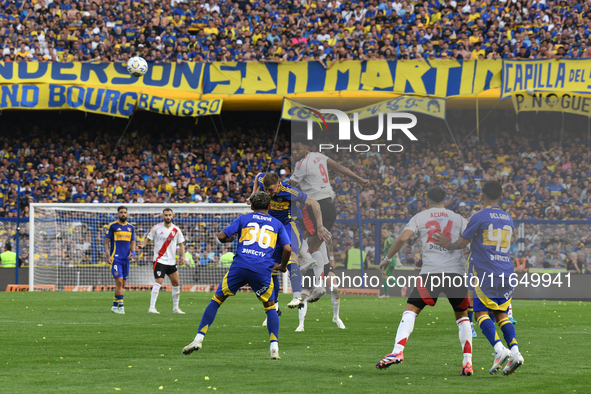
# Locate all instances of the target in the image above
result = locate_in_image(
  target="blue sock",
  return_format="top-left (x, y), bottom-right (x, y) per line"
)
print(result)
top-left (115, 295), bottom-right (123, 307)
top-left (468, 307), bottom-right (473, 324)
top-left (288, 260), bottom-right (302, 294)
top-left (265, 306), bottom-right (279, 344)
top-left (273, 275), bottom-right (280, 303)
top-left (477, 315), bottom-right (501, 348)
top-left (113, 297), bottom-right (118, 307)
top-left (498, 317), bottom-right (518, 349)
top-left (198, 298), bottom-right (222, 336)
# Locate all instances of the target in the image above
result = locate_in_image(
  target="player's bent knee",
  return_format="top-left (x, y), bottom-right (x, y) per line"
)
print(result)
top-left (405, 303), bottom-right (422, 314)
top-left (212, 295), bottom-right (226, 304)
top-left (263, 300), bottom-right (275, 309)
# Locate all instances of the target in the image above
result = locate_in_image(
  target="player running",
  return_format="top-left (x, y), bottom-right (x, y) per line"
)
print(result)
top-left (290, 133), bottom-right (370, 331)
top-left (434, 181), bottom-right (524, 375)
top-left (250, 171), bottom-right (331, 312)
top-left (137, 208), bottom-right (186, 315)
top-left (104, 206), bottom-right (136, 315)
top-left (183, 192), bottom-right (291, 360)
top-left (376, 187), bottom-right (473, 376)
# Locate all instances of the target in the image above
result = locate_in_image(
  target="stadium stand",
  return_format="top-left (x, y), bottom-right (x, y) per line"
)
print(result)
top-left (1, 0), bottom-right (590, 64)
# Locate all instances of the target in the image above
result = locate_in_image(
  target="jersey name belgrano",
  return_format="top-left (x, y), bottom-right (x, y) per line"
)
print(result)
top-left (291, 152), bottom-right (335, 201)
top-left (403, 208), bottom-right (467, 275)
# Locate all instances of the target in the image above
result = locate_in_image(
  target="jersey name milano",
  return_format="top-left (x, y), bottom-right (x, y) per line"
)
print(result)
top-left (291, 152), bottom-right (335, 201)
top-left (147, 223), bottom-right (185, 266)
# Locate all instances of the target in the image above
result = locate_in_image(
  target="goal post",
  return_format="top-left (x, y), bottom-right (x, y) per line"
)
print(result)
top-left (28, 203), bottom-right (291, 294)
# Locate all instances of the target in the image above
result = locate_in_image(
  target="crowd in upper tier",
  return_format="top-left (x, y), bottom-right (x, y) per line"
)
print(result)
top-left (0, 111), bottom-right (591, 223)
top-left (2, 0), bottom-right (590, 64)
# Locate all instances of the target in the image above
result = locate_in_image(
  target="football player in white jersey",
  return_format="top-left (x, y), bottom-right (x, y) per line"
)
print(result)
top-left (137, 208), bottom-right (187, 315)
top-left (375, 187), bottom-right (474, 376)
top-left (290, 133), bottom-right (370, 331)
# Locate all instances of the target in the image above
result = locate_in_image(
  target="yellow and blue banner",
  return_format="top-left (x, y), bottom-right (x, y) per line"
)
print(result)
top-left (501, 59), bottom-right (591, 98)
top-left (0, 84), bottom-right (222, 118)
top-left (282, 96), bottom-right (446, 122)
top-left (512, 92), bottom-right (591, 117)
top-left (203, 60), bottom-right (501, 96)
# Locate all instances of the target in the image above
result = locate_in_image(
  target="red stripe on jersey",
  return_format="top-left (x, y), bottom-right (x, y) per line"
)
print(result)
top-left (154, 227), bottom-right (178, 264)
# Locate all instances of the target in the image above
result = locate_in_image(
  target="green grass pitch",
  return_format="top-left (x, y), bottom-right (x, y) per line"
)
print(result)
top-left (1, 292), bottom-right (588, 393)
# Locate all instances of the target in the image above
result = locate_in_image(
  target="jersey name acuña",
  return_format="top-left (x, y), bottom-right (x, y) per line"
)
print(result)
top-left (291, 152), bottom-right (335, 201)
top-left (403, 208), bottom-right (467, 275)
top-left (222, 212), bottom-right (290, 274)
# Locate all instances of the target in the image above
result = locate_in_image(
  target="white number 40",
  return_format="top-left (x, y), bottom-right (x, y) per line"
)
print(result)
top-left (243, 222), bottom-right (274, 249)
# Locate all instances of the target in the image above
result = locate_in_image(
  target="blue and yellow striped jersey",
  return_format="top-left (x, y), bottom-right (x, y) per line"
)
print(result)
top-left (256, 174), bottom-right (307, 225)
top-left (223, 212), bottom-right (290, 274)
top-left (462, 206), bottom-right (514, 276)
top-left (104, 221), bottom-right (135, 260)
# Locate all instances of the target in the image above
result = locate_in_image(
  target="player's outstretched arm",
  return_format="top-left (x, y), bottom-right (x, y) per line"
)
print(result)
top-left (217, 231), bottom-right (236, 244)
top-left (380, 230), bottom-right (413, 268)
top-left (327, 158), bottom-right (371, 188)
top-left (247, 174), bottom-right (262, 205)
top-left (432, 233), bottom-right (470, 251)
top-left (304, 196), bottom-right (332, 243)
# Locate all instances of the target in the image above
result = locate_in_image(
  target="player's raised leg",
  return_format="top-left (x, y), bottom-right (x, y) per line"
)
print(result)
top-left (183, 294), bottom-right (226, 355)
top-left (475, 307), bottom-right (511, 374)
top-left (496, 311), bottom-right (523, 375)
top-left (376, 305), bottom-right (420, 369)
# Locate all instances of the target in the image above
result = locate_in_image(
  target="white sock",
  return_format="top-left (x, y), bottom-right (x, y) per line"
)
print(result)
top-left (150, 282), bottom-right (161, 309)
top-left (275, 302), bottom-right (279, 311)
top-left (330, 286), bottom-right (340, 319)
top-left (508, 304), bottom-right (513, 318)
top-left (298, 301), bottom-right (308, 325)
top-left (456, 317), bottom-right (473, 364)
top-left (293, 292), bottom-right (301, 299)
top-left (299, 239), bottom-right (313, 261)
top-left (510, 345), bottom-right (520, 357)
top-left (393, 311), bottom-right (417, 353)
top-left (494, 342), bottom-right (506, 354)
top-left (172, 286), bottom-right (180, 309)
top-left (194, 333), bottom-right (204, 343)
top-left (311, 251), bottom-right (325, 287)
top-left (318, 242), bottom-right (329, 264)
top-left (270, 341), bottom-right (278, 352)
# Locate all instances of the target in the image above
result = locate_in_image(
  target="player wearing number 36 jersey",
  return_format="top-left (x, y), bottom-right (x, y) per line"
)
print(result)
top-left (434, 181), bottom-right (523, 376)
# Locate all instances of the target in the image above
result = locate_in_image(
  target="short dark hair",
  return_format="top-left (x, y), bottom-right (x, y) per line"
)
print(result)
top-left (250, 191), bottom-right (271, 210)
top-left (482, 181), bottom-right (503, 201)
top-left (163, 208), bottom-right (173, 214)
top-left (292, 133), bottom-right (310, 146)
top-left (427, 186), bottom-right (446, 204)
top-left (262, 172), bottom-right (280, 188)
top-left (117, 206), bottom-right (127, 213)
top-left (5, 242), bottom-right (12, 251)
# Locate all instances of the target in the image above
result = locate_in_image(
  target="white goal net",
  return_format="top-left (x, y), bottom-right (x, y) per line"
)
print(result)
top-left (29, 203), bottom-right (290, 293)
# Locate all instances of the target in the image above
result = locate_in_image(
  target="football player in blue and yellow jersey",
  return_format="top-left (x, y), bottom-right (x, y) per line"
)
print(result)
top-left (434, 181), bottom-right (524, 376)
top-left (104, 206), bottom-right (136, 315)
top-left (183, 192), bottom-right (291, 359)
top-left (251, 172), bottom-right (331, 313)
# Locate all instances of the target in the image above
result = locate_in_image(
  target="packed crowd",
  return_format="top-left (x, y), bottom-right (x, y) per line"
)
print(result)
top-left (0, 110), bottom-right (590, 272)
top-left (2, 0), bottom-right (590, 64)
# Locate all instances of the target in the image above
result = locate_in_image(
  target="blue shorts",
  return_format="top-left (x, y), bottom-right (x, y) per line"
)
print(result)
top-left (473, 294), bottom-right (512, 313)
top-left (215, 266), bottom-right (275, 303)
top-left (111, 258), bottom-right (129, 280)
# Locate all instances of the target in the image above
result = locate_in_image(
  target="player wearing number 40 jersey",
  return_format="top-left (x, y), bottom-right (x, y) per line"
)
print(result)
top-left (376, 186), bottom-right (474, 376)
top-left (434, 181), bottom-right (524, 376)
top-left (183, 192), bottom-right (292, 360)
